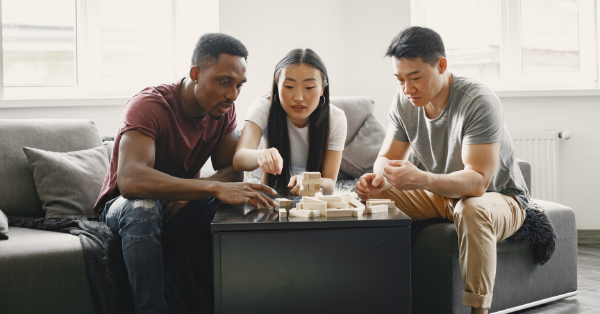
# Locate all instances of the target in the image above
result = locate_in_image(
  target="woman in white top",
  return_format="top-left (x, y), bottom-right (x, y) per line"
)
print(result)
top-left (233, 48), bottom-right (347, 197)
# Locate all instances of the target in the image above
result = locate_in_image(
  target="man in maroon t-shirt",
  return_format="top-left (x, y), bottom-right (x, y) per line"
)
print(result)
top-left (94, 33), bottom-right (277, 314)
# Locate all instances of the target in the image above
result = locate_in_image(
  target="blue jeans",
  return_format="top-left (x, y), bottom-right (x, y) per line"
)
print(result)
top-left (100, 196), bottom-right (220, 314)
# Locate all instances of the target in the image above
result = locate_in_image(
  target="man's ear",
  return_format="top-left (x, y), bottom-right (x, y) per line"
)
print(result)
top-left (189, 66), bottom-right (199, 83)
top-left (437, 57), bottom-right (448, 74)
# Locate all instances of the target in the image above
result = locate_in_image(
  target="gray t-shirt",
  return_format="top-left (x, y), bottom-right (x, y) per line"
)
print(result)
top-left (388, 74), bottom-right (530, 209)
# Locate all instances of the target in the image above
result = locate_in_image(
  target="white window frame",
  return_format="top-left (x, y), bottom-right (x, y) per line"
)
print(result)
top-left (0, 0), bottom-right (177, 100)
top-left (411, 0), bottom-right (599, 91)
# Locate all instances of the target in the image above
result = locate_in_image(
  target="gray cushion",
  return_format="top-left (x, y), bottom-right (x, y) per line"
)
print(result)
top-left (0, 119), bottom-right (102, 217)
top-left (0, 210), bottom-right (8, 239)
top-left (330, 96), bottom-right (375, 146)
top-left (0, 226), bottom-right (95, 313)
top-left (339, 114), bottom-right (386, 178)
top-left (23, 146), bottom-right (109, 218)
top-left (103, 140), bottom-right (114, 162)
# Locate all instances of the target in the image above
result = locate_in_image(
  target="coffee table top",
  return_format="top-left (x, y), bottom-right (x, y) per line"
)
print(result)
top-left (211, 203), bottom-right (412, 232)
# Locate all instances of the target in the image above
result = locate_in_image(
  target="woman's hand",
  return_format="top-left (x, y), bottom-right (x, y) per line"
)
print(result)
top-left (287, 175), bottom-right (304, 195)
top-left (257, 148), bottom-right (283, 175)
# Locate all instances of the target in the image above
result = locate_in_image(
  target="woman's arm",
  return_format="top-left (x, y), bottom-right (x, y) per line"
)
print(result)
top-left (233, 121), bottom-right (283, 174)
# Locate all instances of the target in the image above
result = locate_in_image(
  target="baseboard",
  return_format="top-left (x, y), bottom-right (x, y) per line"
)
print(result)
top-left (578, 229), bottom-right (600, 245)
top-left (491, 291), bottom-right (577, 314)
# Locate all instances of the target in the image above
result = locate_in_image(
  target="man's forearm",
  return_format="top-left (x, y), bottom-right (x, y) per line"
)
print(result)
top-left (118, 164), bottom-right (221, 201)
top-left (425, 170), bottom-right (488, 199)
top-left (199, 165), bottom-right (243, 183)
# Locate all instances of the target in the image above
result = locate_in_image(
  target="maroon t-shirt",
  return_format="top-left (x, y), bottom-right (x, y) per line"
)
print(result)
top-left (93, 78), bottom-right (237, 217)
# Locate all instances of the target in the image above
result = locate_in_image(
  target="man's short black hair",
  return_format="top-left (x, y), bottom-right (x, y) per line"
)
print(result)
top-left (385, 26), bottom-right (446, 66)
top-left (191, 33), bottom-right (248, 69)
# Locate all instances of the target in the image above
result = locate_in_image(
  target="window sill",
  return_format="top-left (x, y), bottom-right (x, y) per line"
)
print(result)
top-left (0, 97), bottom-right (130, 109)
top-left (494, 88), bottom-right (600, 98)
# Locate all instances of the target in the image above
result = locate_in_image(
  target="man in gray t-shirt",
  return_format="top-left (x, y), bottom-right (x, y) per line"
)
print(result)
top-left (356, 27), bottom-right (530, 314)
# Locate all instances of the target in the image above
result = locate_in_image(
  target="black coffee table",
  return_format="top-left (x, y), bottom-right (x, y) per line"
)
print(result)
top-left (212, 202), bottom-right (412, 314)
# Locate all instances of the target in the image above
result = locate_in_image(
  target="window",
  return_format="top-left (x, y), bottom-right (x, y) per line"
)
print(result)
top-left (0, 0), bottom-right (176, 99)
top-left (411, 0), bottom-right (597, 90)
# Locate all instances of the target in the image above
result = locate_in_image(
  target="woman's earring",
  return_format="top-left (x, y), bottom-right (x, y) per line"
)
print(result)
top-left (318, 95), bottom-right (326, 107)
top-left (273, 93), bottom-right (280, 103)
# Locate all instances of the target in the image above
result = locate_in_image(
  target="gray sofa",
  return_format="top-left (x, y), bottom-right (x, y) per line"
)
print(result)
top-left (0, 98), bottom-right (577, 314)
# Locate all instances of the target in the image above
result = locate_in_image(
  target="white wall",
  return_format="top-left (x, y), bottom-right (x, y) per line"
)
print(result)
top-left (219, 0), bottom-right (409, 126)
top-left (500, 96), bottom-right (600, 230)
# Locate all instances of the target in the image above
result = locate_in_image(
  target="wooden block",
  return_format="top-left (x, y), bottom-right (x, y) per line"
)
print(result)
top-left (299, 178), bottom-right (324, 185)
top-left (317, 195), bottom-right (343, 202)
top-left (299, 189), bottom-right (322, 196)
top-left (348, 199), bottom-right (365, 209)
top-left (327, 202), bottom-right (349, 209)
top-left (302, 202), bottom-right (327, 211)
top-left (367, 204), bottom-right (388, 214)
top-left (352, 207), bottom-right (365, 216)
top-left (288, 209), bottom-right (320, 217)
top-left (275, 198), bottom-right (291, 208)
top-left (303, 172), bottom-right (321, 180)
top-left (303, 196), bottom-right (326, 204)
top-left (301, 183), bottom-right (321, 190)
top-left (367, 200), bottom-right (395, 209)
top-left (279, 208), bottom-right (287, 221)
top-left (326, 209), bottom-right (353, 217)
top-left (295, 202), bottom-right (303, 209)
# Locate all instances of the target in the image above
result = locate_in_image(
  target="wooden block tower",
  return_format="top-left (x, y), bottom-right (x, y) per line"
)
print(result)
top-left (299, 172), bottom-right (324, 197)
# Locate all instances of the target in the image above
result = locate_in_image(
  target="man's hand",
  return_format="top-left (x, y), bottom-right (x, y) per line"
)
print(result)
top-left (287, 175), bottom-right (304, 195)
top-left (162, 200), bottom-right (189, 221)
top-left (382, 160), bottom-right (428, 190)
top-left (257, 148), bottom-right (284, 175)
top-left (214, 182), bottom-right (278, 209)
top-left (355, 173), bottom-right (387, 200)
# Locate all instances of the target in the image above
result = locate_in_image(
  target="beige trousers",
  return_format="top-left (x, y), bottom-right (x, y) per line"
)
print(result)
top-left (377, 188), bottom-right (526, 309)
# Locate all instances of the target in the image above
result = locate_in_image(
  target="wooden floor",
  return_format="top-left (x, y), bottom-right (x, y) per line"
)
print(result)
top-left (514, 245), bottom-right (600, 314)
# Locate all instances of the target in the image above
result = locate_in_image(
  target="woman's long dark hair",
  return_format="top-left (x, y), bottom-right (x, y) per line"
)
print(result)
top-left (265, 48), bottom-right (330, 197)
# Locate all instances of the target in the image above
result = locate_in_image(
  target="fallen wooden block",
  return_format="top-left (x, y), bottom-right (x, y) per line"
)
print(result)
top-left (366, 204), bottom-right (388, 214)
top-left (367, 200), bottom-right (395, 209)
top-left (326, 209), bottom-right (353, 217)
top-left (352, 207), bottom-right (365, 216)
top-left (318, 195), bottom-right (343, 202)
top-left (327, 202), bottom-right (349, 209)
top-left (348, 199), bottom-right (365, 209)
top-left (275, 198), bottom-right (292, 208)
top-left (302, 202), bottom-right (327, 211)
top-left (303, 196), bottom-right (326, 204)
top-left (295, 202), bottom-right (304, 209)
top-left (288, 209), bottom-right (320, 217)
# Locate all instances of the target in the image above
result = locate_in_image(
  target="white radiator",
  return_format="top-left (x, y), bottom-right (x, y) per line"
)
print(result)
top-left (509, 131), bottom-right (561, 202)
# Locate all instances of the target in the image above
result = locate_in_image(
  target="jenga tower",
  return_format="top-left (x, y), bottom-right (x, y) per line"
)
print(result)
top-left (299, 172), bottom-right (324, 196)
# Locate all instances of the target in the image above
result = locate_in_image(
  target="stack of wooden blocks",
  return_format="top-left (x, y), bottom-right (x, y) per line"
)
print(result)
top-left (257, 172), bottom-right (397, 220)
top-left (298, 172), bottom-right (323, 196)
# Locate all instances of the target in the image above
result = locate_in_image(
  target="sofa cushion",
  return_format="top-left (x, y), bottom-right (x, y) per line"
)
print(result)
top-left (103, 140), bottom-right (115, 162)
top-left (0, 119), bottom-right (102, 217)
top-left (0, 210), bottom-right (8, 239)
top-left (330, 96), bottom-right (375, 146)
top-left (339, 114), bottom-right (386, 178)
top-left (0, 226), bottom-right (95, 313)
top-left (23, 146), bottom-right (108, 218)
